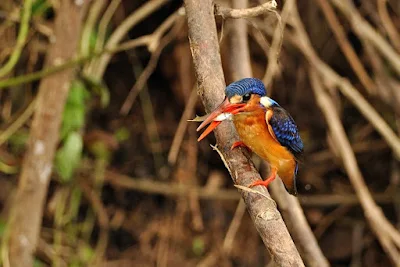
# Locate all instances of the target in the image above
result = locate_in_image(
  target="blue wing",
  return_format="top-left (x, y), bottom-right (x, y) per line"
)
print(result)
top-left (268, 106), bottom-right (304, 157)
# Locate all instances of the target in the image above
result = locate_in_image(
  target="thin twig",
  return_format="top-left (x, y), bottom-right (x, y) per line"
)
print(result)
top-left (128, 53), bottom-right (164, 173)
top-left (0, 98), bottom-right (36, 147)
top-left (0, 37), bottom-right (149, 89)
top-left (167, 86), bottom-right (197, 165)
top-left (0, 0), bottom-right (32, 78)
top-left (80, 0), bottom-right (107, 57)
top-left (86, 0), bottom-right (121, 74)
top-left (215, 0), bottom-right (277, 19)
top-left (223, 199), bottom-right (246, 255)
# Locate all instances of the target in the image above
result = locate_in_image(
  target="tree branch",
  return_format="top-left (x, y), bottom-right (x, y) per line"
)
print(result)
top-left (6, 1), bottom-right (87, 266)
top-left (184, 0), bottom-right (304, 265)
top-left (103, 170), bottom-right (393, 206)
top-left (215, 0), bottom-right (277, 19)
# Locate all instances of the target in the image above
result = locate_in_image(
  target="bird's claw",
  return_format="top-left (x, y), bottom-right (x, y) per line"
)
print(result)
top-left (230, 141), bottom-right (251, 151)
top-left (248, 168), bottom-right (277, 188)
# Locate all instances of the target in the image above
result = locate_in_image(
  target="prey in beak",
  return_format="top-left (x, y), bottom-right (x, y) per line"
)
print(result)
top-left (196, 97), bottom-right (246, 141)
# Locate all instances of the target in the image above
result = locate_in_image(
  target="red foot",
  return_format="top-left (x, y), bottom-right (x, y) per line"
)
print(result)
top-left (230, 141), bottom-right (251, 151)
top-left (249, 168), bottom-right (277, 188)
top-left (231, 141), bottom-right (246, 150)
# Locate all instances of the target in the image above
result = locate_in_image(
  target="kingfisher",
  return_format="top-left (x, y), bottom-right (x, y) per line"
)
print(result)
top-left (196, 78), bottom-right (303, 195)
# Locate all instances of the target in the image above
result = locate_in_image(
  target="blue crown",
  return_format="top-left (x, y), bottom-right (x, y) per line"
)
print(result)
top-left (225, 78), bottom-right (267, 98)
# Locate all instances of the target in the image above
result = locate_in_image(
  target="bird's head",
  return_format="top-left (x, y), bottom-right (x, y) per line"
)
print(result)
top-left (197, 78), bottom-right (271, 141)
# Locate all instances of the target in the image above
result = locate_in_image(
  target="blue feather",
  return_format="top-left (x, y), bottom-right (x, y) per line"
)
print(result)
top-left (225, 78), bottom-right (266, 98)
top-left (269, 105), bottom-right (304, 157)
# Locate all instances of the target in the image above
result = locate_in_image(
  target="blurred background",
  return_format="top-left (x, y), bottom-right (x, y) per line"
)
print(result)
top-left (0, 0), bottom-right (400, 266)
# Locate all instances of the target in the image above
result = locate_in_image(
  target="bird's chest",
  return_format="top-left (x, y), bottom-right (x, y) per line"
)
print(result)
top-left (233, 111), bottom-right (293, 165)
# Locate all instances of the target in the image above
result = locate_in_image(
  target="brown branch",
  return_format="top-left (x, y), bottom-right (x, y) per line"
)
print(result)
top-left (223, 199), bottom-right (246, 254)
top-left (103, 170), bottom-right (394, 206)
top-left (6, 1), bottom-right (87, 266)
top-left (105, 170), bottom-right (239, 200)
top-left (270, 181), bottom-right (329, 267)
top-left (215, 0), bottom-right (277, 19)
top-left (167, 87), bottom-right (197, 165)
top-left (228, 0), bottom-right (253, 81)
top-left (184, 0), bottom-right (304, 265)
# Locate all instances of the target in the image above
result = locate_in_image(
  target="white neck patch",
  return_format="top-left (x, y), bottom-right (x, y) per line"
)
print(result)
top-left (260, 96), bottom-right (273, 108)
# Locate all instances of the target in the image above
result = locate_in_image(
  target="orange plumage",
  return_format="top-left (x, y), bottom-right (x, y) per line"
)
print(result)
top-left (232, 95), bottom-right (297, 194)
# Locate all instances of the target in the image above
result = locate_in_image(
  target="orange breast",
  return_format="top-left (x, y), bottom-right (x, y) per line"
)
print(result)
top-left (233, 108), bottom-right (296, 191)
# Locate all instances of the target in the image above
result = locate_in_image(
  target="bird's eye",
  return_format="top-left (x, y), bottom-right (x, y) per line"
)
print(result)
top-left (242, 93), bottom-right (251, 102)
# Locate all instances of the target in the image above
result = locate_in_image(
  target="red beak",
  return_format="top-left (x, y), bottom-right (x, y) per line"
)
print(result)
top-left (197, 98), bottom-right (246, 141)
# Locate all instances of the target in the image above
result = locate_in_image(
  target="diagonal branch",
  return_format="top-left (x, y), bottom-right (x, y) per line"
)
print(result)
top-left (184, 0), bottom-right (304, 266)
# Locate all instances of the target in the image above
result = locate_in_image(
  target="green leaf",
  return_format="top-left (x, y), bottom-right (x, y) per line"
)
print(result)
top-left (60, 105), bottom-right (85, 140)
top-left (60, 80), bottom-right (89, 140)
top-left (67, 80), bottom-right (90, 106)
top-left (55, 132), bottom-right (83, 183)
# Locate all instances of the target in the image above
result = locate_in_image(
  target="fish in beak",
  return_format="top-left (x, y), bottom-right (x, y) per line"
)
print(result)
top-left (197, 97), bottom-right (246, 141)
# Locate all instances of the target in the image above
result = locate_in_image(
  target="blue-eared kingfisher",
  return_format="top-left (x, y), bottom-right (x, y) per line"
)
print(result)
top-left (197, 78), bottom-right (303, 195)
